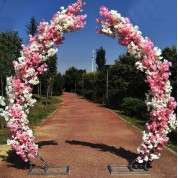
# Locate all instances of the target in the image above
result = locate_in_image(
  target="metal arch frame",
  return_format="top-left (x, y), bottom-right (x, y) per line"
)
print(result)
top-left (108, 159), bottom-right (150, 175)
top-left (28, 154), bottom-right (70, 175)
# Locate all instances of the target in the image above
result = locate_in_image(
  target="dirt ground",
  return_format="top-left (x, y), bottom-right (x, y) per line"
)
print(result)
top-left (0, 92), bottom-right (177, 178)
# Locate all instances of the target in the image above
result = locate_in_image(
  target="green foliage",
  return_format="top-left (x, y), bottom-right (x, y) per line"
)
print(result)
top-left (121, 97), bottom-right (148, 119)
top-left (26, 16), bottom-right (38, 37)
top-left (107, 89), bottom-right (122, 108)
top-left (82, 72), bottom-right (96, 90)
top-left (21, 95), bottom-right (60, 126)
top-left (0, 128), bottom-right (10, 144)
top-left (95, 46), bottom-right (106, 71)
top-left (162, 45), bottom-right (177, 100)
top-left (0, 31), bottom-right (22, 96)
top-left (108, 53), bottom-right (147, 101)
top-left (0, 31), bottom-right (22, 76)
top-left (63, 66), bottom-right (86, 92)
top-left (53, 73), bottom-right (64, 95)
top-left (83, 90), bottom-right (95, 101)
top-left (36, 54), bottom-right (58, 96)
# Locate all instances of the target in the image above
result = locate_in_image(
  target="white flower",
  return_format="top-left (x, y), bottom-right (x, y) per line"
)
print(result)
top-left (27, 129), bottom-right (33, 137)
top-left (150, 153), bottom-right (160, 160)
top-left (0, 96), bottom-right (5, 106)
top-left (153, 47), bottom-right (162, 57)
top-left (25, 68), bottom-right (35, 78)
top-left (29, 77), bottom-right (39, 85)
top-left (135, 61), bottom-right (146, 71)
top-left (60, 6), bottom-right (64, 10)
top-left (164, 81), bottom-right (172, 93)
top-left (47, 48), bottom-right (58, 57)
top-left (110, 10), bottom-right (121, 21)
top-left (144, 156), bottom-right (149, 162)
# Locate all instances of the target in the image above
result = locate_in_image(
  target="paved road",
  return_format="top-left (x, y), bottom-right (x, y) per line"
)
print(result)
top-left (0, 92), bottom-right (176, 178)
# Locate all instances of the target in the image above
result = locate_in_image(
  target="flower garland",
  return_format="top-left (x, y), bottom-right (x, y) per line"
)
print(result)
top-left (97, 6), bottom-right (176, 163)
top-left (0, 0), bottom-right (86, 162)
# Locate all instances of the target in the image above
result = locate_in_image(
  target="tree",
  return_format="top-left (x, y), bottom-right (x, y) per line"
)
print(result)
top-left (39, 54), bottom-right (58, 105)
top-left (53, 73), bottom-right (64, 95)
top-left (162, 45), bottom-right (177, 100)
top-left (95, 46), bottom-right (106, 71)
top-left (0, 31), bottom-right (22, 96)
top-left (26, 16), bottom-right (38, 37)
top-left (63, 67), bottom-right (86, 92)
top-left (107, 53), bottom-right (147, 107)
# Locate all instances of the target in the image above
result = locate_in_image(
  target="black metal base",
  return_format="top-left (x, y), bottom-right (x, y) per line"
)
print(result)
top-left (108, 161), bottom-right (150, 175)
top-left (28, 154), bottom-right (70, 175)
top-left (28, 165), bottom-right (70, 175)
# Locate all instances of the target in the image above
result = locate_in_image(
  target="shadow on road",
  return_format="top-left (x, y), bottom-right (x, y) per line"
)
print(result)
top-left (0, 150), bottom-right (30, 170)
top-left (36, 140), bottom-right (58, 148)
top-left (66, 140), bottom-right (138, 164)
top-left (0, 140), bottom-right (58, 170)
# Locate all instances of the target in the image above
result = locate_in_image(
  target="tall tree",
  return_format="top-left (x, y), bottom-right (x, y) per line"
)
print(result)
top-left (63, 67), bottom-right (86, 92)
top-left (95, 46), bottom-right (106, 71)
top-left (26, 16), bottom-right (38, 37)
top-left (53, 73), bottom-right (64, 95)
top-left (107, 53), bottom-right (147, 107)
top-left (0, 31), bottom-right (22, 96)
top-left (162, 45), bottom-right (177, 100)
top-left (39, 54), bottom-right (58, 104)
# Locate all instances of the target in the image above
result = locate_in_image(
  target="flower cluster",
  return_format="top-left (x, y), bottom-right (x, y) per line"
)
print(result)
top-left (0, 0), bottom-right (86, 162)
top-left (97, 6), bottom-right (176, 163)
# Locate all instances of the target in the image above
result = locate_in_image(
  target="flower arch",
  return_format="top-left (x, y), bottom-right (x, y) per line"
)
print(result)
top-left (96, 6), bottom-right (176, 163)
top-left (0, 0), bottom-right (86, 162)
top-left (0, 1), bottom-right (176, 165)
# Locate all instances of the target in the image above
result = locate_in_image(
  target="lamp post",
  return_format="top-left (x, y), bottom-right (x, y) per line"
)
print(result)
top-left (92, 50), bottom-right (94, 72)
top-left (105, 64), bottom-right (110, 102)
top-left (106, 69), bottom-right (108, 101)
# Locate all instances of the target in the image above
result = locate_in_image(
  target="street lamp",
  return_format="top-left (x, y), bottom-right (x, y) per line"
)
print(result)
top-left (105, 65), bottom-right (110, 101)
top-left (92, 50), bottom-right (95, 72)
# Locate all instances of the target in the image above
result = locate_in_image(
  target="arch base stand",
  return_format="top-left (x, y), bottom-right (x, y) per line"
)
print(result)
top-left (28, 154), bottom-right (70, 175)
top-left (108, 160), bottom-right (150, 175)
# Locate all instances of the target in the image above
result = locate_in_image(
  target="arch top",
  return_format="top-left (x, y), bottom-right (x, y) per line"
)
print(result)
top-left (0, 1), bottom-right (176, 165)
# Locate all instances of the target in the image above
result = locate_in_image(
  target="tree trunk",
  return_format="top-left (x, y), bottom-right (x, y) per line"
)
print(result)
top-left (40, 81), bottom-right (42, 95)
top-left (1, 74), bottom-right (4, 97)
top-left (46, 85), bottom-right (50, 106)
top-left (51, 85), bottom-right (53, 96)
top-left (38, 82), bottom-right (40, 95)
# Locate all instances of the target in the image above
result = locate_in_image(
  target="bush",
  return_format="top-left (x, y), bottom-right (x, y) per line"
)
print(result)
top-left (83, 90), bottom-right (95, 101)
top-left (106, 89), bottom-right (122, 108)
top-left (121, 97), bottom-right (148, 119)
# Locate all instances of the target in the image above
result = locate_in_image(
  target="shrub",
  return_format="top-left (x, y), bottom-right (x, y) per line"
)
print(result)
top-left (121, 97), bottom-right (148, 119)
top-left (83, 90), bottom-right (95, 101)
top-left (106, 89), bottom-right (122, 108)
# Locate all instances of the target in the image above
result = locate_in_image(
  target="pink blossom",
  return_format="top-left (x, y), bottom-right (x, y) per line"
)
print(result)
top-left (5, 0), bottom-right (86, 162)
top-left (97, 6), bottom-right (176, 163)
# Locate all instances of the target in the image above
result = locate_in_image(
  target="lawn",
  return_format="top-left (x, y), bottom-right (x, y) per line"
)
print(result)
top-left (0, 94), bottom-right (61, 144)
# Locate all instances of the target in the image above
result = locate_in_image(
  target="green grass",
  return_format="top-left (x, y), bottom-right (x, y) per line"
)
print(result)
top-left (0, 94), bottom-right (61, 144)
top-left (0, 128), bottom-right (10, 144)
top-left (113, 110), bottom-right (177, 153)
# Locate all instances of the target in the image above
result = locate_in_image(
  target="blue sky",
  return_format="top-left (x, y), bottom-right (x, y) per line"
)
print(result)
top-left (0, 0), bottom-right (176, 74)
